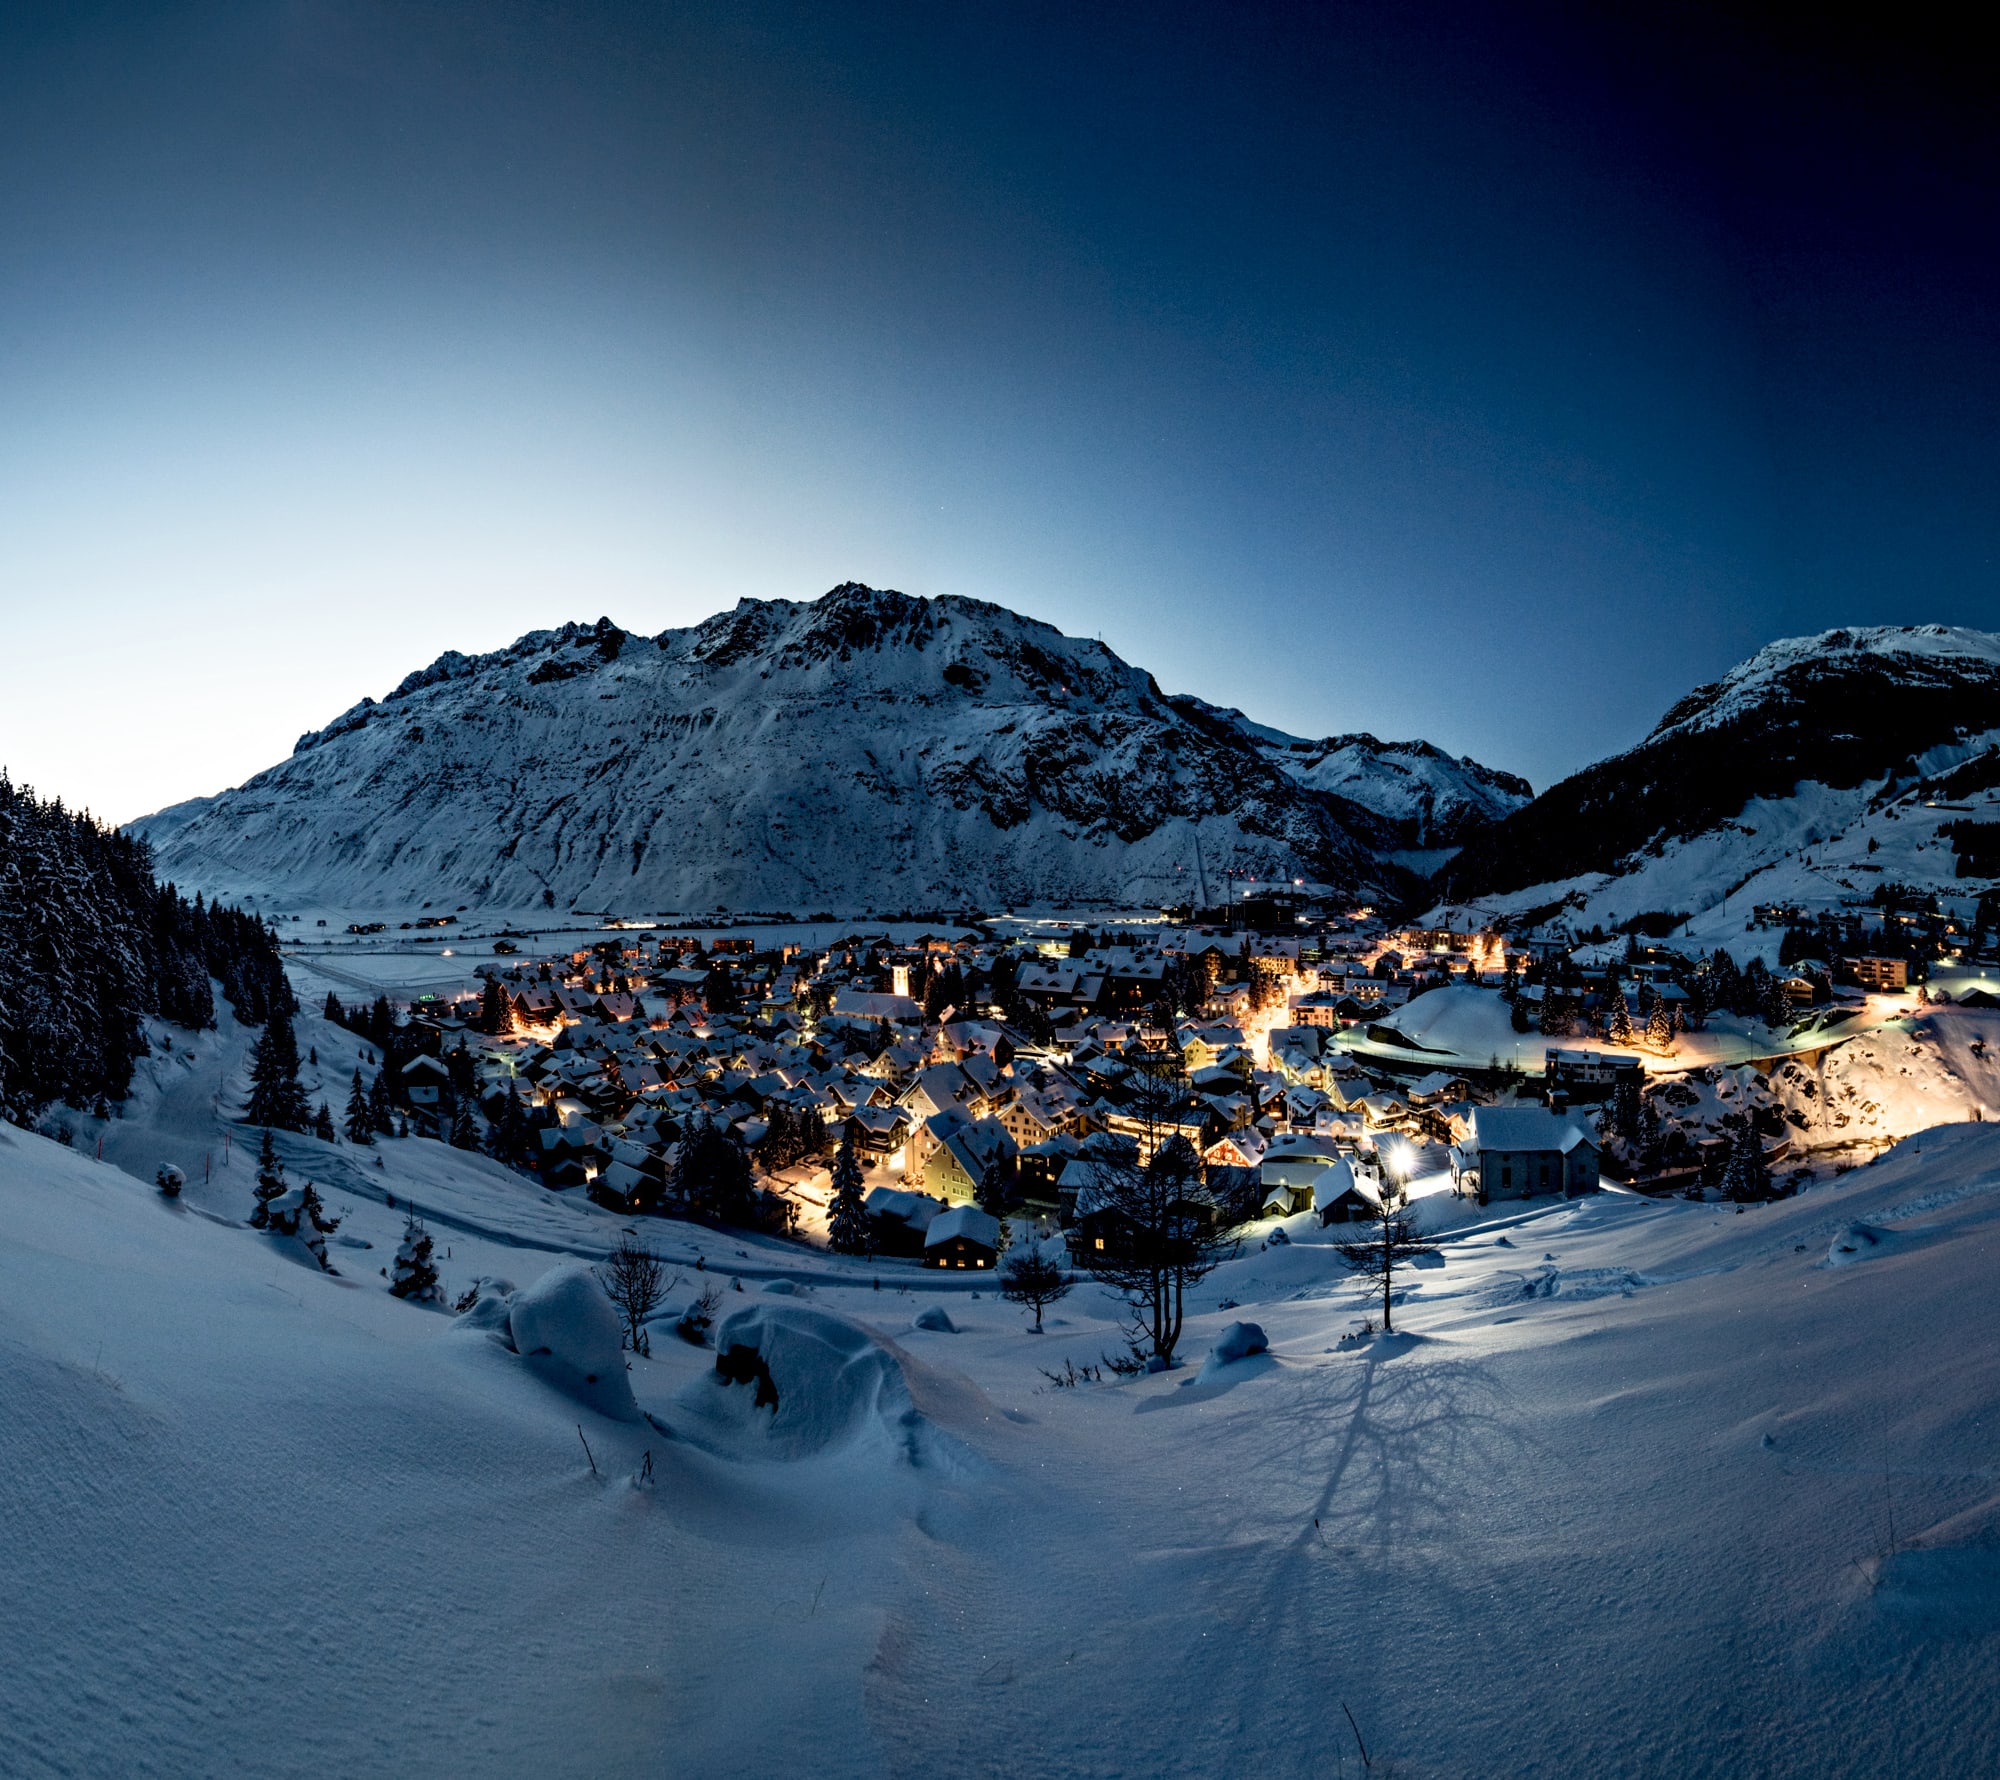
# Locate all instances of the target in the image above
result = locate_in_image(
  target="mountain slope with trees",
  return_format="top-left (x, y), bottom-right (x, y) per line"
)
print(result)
top-left (1438, 626), bottom-right (2000, 904)
top-left (0, 775), bottom-right (290, 1124)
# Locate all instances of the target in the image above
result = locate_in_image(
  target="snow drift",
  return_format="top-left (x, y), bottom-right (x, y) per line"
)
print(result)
top-left (695, 1301), bottom-right (924, 1460)
top-left (507, 1263), bottom-right (639, 1421)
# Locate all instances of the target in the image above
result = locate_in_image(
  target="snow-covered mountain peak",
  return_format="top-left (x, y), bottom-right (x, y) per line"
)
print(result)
top-left (144, 582), bottom-right (1473, 914)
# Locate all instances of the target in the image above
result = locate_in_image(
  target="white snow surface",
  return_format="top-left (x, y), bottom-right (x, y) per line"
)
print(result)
top-left (9, 976), bottom-right (2000, 1774)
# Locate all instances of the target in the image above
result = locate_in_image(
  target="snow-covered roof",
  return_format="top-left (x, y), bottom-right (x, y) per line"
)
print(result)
top-left (861, 1186), bottom-right (944, 1230)
top-left (1468, 1106), bottom-right (1599, 1156)
top-left (1312, 1160), bottom-right (1358, 1211)
top-left (924, 1205), bottom-right (1001, 1250)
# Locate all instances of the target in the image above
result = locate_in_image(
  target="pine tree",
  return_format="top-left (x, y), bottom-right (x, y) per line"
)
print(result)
top-left (244, 1004), bottom-right (310, 1131)
top-left (323, 991), bottom-right (343, 1024)
top-left (479, 976), bottom-right (514, 1036)
top-left (1606, 983), bottom-right (1634, 1045)
top-left (367, 1067), bottom-right (395, 1136)
top-left (251, 1127), bottom-right (286, 1228)
top-left (313, 1101), bottom-right (336, 1142)
top-left (390, 1212), bottom-right (442, 1302)
top-left (269, 1179), bottom-right (340, 1268)
top-left (1647, 998), bottom-right (1675, 1049)
top-left (344, 1068), bottom-right (374, 1145)
top-left (827, 1135), bottom-right (870, 1254)
top-left (1721, 1121), bottom-right (1771, 1202)
top-left (449, 1095), bottom-right (480, 1150)
top-left (977, 1153), bottom-right (1013, 1219)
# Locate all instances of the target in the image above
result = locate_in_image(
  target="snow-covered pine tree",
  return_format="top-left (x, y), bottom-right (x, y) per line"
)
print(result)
top-left (314, 1101), bottom-right (336, 1142)
top-left (389, 1212), bottom-right (442, 1301)
top-left (269, 1180), bottom-right (340, 1268)
top-left (244, 1003), bottom-right (311, 1131)
top-left (827, 1135), bottom-right (870, 1254)
top-left (251, 1127), bottom-right (286, 1228)
top-left (344, 1068), bottom-right (374, 1144)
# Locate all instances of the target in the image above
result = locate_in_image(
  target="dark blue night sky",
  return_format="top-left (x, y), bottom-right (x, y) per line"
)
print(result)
top-left (3, 1), bottom-right (1993, 819)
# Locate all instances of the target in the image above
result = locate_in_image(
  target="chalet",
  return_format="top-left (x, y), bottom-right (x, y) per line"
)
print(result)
top-left (924, 1204), bottom-right (1002, 1268)
top-left (1543, 1049), bottom-right (1642, 1105)
top-left (1261, 1130), bottom-right (1344, 1192)
top-left (401, 1054), bottom-right (452, 1107)
top-left (1311, 1158), bottom-right (1375, 1225)
top-left (1450, 1106), bottom-right (1601, 1202)
top-left (1204, 1128), bottom-right (1267, 1172)
top-left (844, 1103), bottom-right (911, 1162)
top-left (1845, 955), bottom-right (1910, 992)
top-left (908, 1107), bottom-right (1017, 1201)
top-left (862, 1186), bottom-right (945, 1257)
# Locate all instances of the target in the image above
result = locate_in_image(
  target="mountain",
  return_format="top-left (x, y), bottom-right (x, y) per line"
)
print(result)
top-left (1433, 624), bottom-right (2000, 937)
top-left (135, 583), bottom-right (1506, 916)
top-left (1175, 699), bottom-right (1532, 848)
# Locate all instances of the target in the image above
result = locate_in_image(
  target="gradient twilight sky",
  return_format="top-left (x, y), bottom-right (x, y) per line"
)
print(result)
top-left (3, 1), bottom-right (1994, 825)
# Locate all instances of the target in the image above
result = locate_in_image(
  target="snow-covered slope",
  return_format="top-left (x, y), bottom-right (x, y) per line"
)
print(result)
top-left (1174, 696), bottom-right (1532, 846)
top-left (1434, 624), bottom-right (2000, 933)
top-left (11, 1085), bottom-right (2000, 1775)
top-left (134, 585), bottom-right (1432, 915)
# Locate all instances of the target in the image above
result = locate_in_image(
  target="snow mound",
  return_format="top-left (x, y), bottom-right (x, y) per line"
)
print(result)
top-left (762, 1278), bottom-right (799, 1295)
top-left (1209, 1321), bottom-right (1269, 1366)
top-left (912, 1305), bottom-right (957, 1333)
top-left (1828, 1222), bottom-right (1893, 1266)
top-left (1497, 1266), bottom-right (1651, 1303)
top-left (698, 1302), bottom-right (923, 1460)
top-left (507, 1264), bottom-right (638, 1421)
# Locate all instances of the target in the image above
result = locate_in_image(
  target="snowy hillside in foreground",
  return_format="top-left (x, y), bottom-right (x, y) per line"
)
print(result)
top-left (131, 584), bottom-right (1484, 916)
top-left (1433, 624), bottom-right (2000, 936)
top-left (10, 981), bottom-right (2000, 1775)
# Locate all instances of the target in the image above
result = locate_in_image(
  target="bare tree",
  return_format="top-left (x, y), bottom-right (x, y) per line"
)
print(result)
top-left (1084, 1133), bottom-right (1236, 1367)
top-left (598, 1235), bottom-right (670, 1357)
top-left (999, 1243), bottom-right (1071, 1331)
top-left (1335, 1182), bottom-right (1438, 1333)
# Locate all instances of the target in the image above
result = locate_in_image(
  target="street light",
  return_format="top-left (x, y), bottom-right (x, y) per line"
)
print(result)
top-left (1385, 1140), bottom-right (1416, 1208)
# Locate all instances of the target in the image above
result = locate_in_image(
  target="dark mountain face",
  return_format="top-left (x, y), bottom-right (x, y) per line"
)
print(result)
top-left (1439, 626), bottom-right (2000, 900)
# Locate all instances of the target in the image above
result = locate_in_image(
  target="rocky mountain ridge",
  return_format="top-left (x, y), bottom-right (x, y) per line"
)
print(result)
top-left (137, 584), bottom-right (1522, 916)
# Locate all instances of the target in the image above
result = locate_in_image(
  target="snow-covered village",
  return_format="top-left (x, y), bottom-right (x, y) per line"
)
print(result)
top-left (6, 9), bottom-right (2000, 1779)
